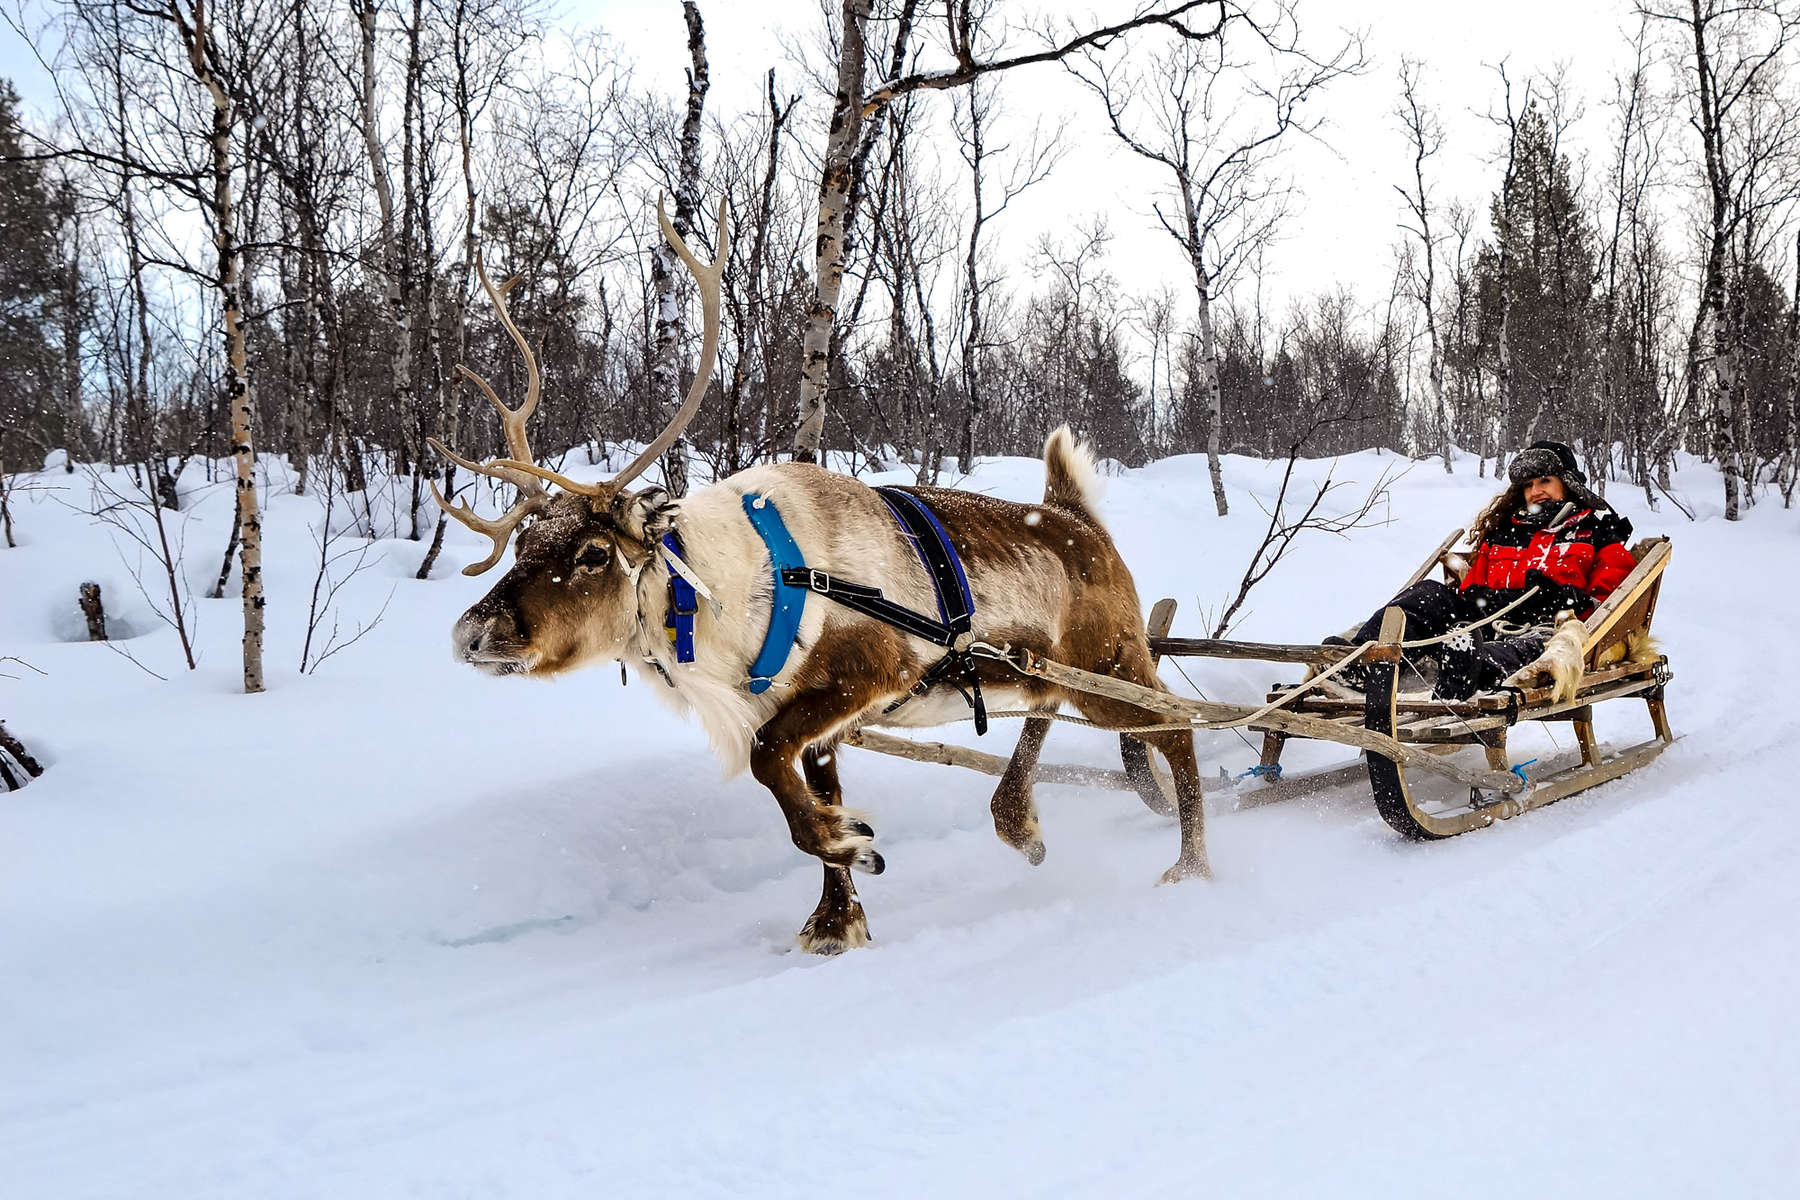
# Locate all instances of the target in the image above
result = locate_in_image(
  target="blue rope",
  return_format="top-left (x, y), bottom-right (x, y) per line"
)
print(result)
top-left (1511, 757), bottom-right (1539, 786)
top-left (1237, 763), bottom-right (1283, 782)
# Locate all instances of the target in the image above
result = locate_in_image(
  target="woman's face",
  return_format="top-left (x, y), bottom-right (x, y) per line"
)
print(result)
top-left (1524, 475), bottom-right (1567, 506)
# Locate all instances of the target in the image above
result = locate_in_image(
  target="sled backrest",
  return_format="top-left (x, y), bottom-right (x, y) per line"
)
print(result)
top-left (1581, 536), bottom-right (1670, 667)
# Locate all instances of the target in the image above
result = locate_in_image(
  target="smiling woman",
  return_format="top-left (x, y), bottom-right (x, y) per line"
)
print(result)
top-left (1327, 439), bottom-right (1639, 701)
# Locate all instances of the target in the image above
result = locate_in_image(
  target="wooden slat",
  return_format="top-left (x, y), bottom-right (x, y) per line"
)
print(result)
top-left (1148, 637), bottom-right (1348, 667)
top-left (1515, 676), bottom-right (1660, 723)
top-left (1279, 692), bottom-right (1515, 716)
top-left (1396, 712), bottom-right (1509, 740)
top-left (1273, 659), bottom-right (1663, 718)
top-left (844, 729), bottom-right (1141, 793)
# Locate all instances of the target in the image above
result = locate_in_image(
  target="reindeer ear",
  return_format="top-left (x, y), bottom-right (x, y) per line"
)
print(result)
top-left (609, 486), bottom-right (674, 545)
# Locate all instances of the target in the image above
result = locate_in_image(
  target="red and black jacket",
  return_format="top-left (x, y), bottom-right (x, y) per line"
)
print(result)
top-left (1460, 506), bottom-right (1635, 617)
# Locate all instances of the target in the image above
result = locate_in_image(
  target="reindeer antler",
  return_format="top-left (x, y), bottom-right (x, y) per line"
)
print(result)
top-left (610, 194), bottom-right (730, 492)
top-left (430, 195), bottom-right (729, 574)
top-left (427, 255), bottom-right (555, 576)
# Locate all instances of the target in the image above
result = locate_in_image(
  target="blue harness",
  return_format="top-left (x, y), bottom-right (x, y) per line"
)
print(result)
top-left (660, 531), bottom-right (698, 663)
top-left (741, 493), bottom-right (808, 693)
top-left (661, 486), bottom-right (986, 729)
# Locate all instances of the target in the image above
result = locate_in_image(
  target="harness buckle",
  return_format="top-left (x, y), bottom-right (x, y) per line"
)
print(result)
top-left (808, 568), bottom-right (830, 594)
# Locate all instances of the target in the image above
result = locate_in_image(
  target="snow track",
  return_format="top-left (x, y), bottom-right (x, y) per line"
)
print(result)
top-left (2, 450), bottom-right (1793, 1196)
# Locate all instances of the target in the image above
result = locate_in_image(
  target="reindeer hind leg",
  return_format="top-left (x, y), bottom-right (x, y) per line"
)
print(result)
top-left (991, 715), bottom-right (1052, 865)
top-left (1067, 652), bottom-right (1210, 884)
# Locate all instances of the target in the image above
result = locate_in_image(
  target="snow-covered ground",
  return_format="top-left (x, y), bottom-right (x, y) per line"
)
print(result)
top-left (3, 446), bottom-right (1794, 1198)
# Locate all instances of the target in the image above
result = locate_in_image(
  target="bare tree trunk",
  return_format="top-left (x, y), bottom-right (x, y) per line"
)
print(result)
top-left (79, 581), bottom-right (108, 641)
top-left (1783, 226), bottom-right (1800, 506)
top-left (651, 0), bottom-right (709, 495)
top-left (1195, 261), bottom-right (1228, 516)
top-left (1689, 3), bottom-right (1740, 520)
top-left (750, 71), bottom-right (797, 457)
top-left (174, 2), bottom-right (264, 693)
top-left (401, 0), bottom-right (427, 536)
top-left (959, 88), bottom-right (988, 470)
top-left (1396, 60), bottom-right (1450, 474)
top-left (61, 213), bottom-right (84, 472)
top-left (1176, 181), bottom-right (1227, 515)
top-left (795, 0), bottom-right (872, 464)
top-left (211, 504), bottom-right (241, 599)
top-left (0, 461), bottom-right (14, 548)
top-left (420, 0), bottom-right (486, 579)
top-left (356, 0), bottom-right (415, 536)
top-left (0, 720), bottom-right (44, 790)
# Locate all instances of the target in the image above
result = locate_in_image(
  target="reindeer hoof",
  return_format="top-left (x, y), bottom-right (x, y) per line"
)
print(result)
top-left (993, 812), bottom-right (1046, 866)
top-left (1158, 856), bottom-right (1212, 886)
top-left (813, 807), bottom-right (883, 874)
top-left (798, 907), bottom-right (871, 955)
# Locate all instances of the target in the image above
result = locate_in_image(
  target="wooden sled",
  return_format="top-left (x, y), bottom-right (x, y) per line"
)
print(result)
top-left (845, 531), bottom-right (1674, 842)
top-left (1150, 532), bottom-right (1675, 838)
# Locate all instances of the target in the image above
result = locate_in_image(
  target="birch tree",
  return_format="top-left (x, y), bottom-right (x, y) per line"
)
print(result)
top-left (651, 0), bottom-right (709, 497)
top-left (166, 0), bottom-right (268, 692)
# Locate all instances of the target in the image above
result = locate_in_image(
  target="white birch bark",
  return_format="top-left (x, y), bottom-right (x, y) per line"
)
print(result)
top-left (173, 3), bottom-right (263, 693)
top-left (794, 0), bottom-right (871, 464)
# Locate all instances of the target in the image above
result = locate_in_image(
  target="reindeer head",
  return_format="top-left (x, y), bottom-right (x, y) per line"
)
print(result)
top-left (434, 197), bottom-right (727, 677)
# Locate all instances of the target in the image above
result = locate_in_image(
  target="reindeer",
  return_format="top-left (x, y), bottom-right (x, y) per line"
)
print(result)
top-left (432, 199), bottom-right (1208, 953)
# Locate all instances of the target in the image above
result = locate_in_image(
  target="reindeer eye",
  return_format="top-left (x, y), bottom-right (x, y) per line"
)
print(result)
top-left (574, 542), bottom-right (612, 572)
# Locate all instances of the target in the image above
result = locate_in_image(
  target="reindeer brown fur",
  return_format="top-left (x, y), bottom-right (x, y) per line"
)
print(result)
top-left (435, 200), bottom-right (1208, 953)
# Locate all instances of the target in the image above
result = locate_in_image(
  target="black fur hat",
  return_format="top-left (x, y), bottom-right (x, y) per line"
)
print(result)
top-left (1508, 439), bottom-right (1606, 512)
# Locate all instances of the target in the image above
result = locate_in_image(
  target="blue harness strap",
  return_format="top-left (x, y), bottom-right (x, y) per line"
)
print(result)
top-left (660, 531), bottom-right (697, 664)
top-left (741, 493), bottom-right (807, 694)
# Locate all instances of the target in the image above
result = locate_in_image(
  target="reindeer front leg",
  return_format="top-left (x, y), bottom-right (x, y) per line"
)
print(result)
top-left (799, 745), bottom-right (870, 954)
top-left (751, 696), bottom-right (885, 953)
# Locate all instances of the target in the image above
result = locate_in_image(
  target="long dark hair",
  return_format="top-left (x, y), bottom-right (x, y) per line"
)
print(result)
top-left (1468, 480), bottom-right (1529, 547)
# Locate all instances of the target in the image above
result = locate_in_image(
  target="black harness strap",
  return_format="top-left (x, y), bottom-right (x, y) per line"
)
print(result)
top-left (777, 567), bottom-right (952, 645)
top-left (775, 486), bottom-right (989, 734)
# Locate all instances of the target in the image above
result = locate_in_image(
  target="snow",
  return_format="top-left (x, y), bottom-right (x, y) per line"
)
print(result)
top-left (3, 448), bottom-right (1795, 1197)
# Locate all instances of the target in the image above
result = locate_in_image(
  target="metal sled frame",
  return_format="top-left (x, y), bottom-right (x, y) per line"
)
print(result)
top-left (844, 532), bottom-right (1674, 841)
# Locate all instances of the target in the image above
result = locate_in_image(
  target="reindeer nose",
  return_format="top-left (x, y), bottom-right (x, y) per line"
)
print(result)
top-left (452, 613), bottom-right (494, 662)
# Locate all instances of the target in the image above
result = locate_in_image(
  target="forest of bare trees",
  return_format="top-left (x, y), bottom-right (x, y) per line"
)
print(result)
top-left (3, 0), bottom-right (1799, 602)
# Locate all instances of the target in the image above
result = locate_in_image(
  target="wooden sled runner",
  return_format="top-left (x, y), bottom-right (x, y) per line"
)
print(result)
top-left (847, 529), bottom-right (1675, 841)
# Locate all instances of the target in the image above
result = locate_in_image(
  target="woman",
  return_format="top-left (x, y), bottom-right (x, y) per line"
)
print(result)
top-left (1330, 440), bottom-right (1636, 700)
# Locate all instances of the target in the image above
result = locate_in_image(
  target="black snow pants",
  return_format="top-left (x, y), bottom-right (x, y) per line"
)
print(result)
top-left (1349, 579), bottom-right (1549, 700)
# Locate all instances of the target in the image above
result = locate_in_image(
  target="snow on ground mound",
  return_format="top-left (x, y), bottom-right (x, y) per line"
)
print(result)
top-left (2, 449), bottom-right (1796, 1197)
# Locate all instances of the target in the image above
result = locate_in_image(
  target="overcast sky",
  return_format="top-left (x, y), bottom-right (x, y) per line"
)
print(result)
top-left (0, 1), bottom-right (1655, 316)
top-left (577, 1), bottom-right (1651, 310)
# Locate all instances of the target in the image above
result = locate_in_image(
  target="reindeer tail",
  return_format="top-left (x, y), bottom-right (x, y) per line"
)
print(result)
top-left (1042, 425), bottom-right (1102, 519)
